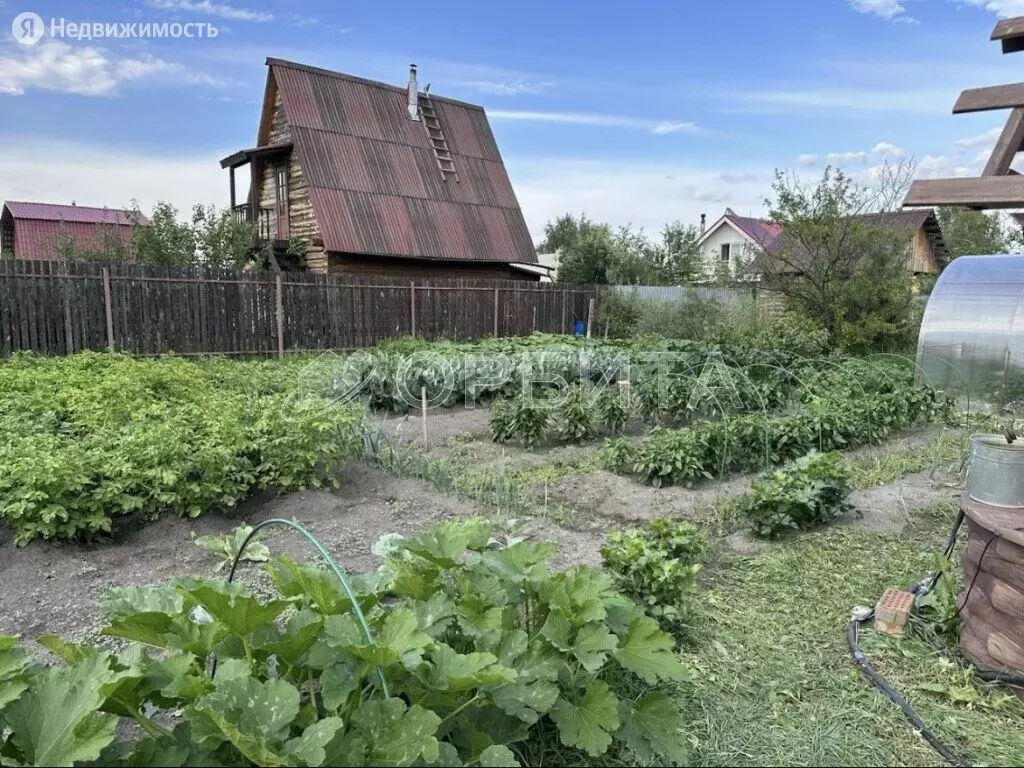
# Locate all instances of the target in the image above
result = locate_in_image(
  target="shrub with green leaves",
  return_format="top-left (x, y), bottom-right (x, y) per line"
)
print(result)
top-left (556, 384), bottom-right (597, 443)
top-left (0, 353), bottom-right (363, 545)
top-left (741, 450), bottom-right (853, 538)
top-left (0, 518), bottom-right (694, 767)
top-left (490, 392), bottom-right (551, 449)
top-left (605, 386), bottom-right (949, 488)
top-left (601, 519), bottom-right (705, 633)
top-left (597, 384), bottom-right (636, 434)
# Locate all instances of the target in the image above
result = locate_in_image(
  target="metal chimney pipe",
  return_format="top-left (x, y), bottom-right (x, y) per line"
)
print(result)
top-left (407, 64), bottom-right (420, 121)
top-left (700, 213), bottom-right (706, 233)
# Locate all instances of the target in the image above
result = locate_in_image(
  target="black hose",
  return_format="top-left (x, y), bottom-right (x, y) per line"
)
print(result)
top-left (847, 615), bottom-right (971, 767)
top-left (975, 669), bottom-right (1024, 688)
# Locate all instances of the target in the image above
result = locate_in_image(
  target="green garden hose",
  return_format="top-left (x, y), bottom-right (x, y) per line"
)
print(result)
top-left (226, 517), bottom-right (390, 698)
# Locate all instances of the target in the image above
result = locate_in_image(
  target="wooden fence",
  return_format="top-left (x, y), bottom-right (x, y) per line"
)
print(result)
top-left (0, 260), bottom-right (603, 357)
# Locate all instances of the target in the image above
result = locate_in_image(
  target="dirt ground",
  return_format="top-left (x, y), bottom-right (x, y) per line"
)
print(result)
top-left (0, 462), bottom-right (605, 646)
top-left (0, 420), bottom-right (963, 648)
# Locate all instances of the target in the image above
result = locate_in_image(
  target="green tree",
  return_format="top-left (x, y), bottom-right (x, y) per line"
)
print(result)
top-left (659, 221), bottom-right (705, 284)
top-left (936, 206), bottom-right (1012, 258)
top-left (191, 204), bottom-right (255, 269)
top-left (131, 201), bottom-right (196, 267)
top-left (761, 164), bottom-right (917, 353)
top-left (556, 223), bottom-right (620, 284)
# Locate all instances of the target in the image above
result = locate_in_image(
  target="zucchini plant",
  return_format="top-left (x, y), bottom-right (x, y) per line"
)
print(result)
top-left (0, 518), bottom-right (695, 767)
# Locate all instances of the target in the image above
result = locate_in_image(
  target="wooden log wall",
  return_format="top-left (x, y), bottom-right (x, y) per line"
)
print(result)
top-left (0, 259), bottom-right (604, 357)
top-left (960, 509), bottom-right (1024, 680)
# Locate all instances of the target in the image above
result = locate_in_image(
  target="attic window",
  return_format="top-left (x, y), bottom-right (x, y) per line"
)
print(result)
top-left (720, 244), bottom-right (731, 262)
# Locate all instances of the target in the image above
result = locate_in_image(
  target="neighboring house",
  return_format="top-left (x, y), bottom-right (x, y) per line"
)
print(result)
top-left (696, 209), bottom-right (781, 279)
top-left (1, 202), bottom-right (147, 261)
top-left (220, 59), bottom-right (541, 280)
top-left (696, 207), bottom-right (948, 279)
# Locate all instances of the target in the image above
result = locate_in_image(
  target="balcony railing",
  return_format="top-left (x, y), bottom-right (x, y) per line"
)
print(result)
top-left (232, 203), bottom-right (273, 243)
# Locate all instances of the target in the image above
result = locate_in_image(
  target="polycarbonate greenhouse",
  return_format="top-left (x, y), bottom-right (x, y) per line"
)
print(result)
top-left (916, 254), bottom-right (1024, 409)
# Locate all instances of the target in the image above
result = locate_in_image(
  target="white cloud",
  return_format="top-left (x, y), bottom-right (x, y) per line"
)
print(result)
top-left (954, 127), bottom-right (1003, 151)
top-left (873, 141), bottom-right (905, 158)
top-left (826, 151), bottom-right (870, 165)
top-left (147, 0), bottom-right (273, 21)
top-left (797, 154), bottom-right (818, 166)
top-left (728, 86), bottom-right (954, 114)
top-left (506, 158), bottom-right (768, 240)
top-left (0, 40), bottom-right (233, 96)
top-left (915, 154), bottom-right (974, 179)
top-left (973, 148), bottom-right (993, 165)
top-left (0, 136), bottom-right (227, 215)
top-left (459, 80), bottom-right (555, 96)
top-left (487, 110), bottom-right (698, 135)
top-left (956, 1), bottom-right (1024, 18)
top-left (847, 0), bottom-right (915, 22)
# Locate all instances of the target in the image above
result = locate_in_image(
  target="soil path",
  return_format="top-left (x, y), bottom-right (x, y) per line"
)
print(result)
top-left (0, 463), bottom-right (604, 647)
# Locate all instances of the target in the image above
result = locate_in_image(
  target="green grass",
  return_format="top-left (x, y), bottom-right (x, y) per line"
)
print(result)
top-left (688, 519), bottom-right (1024, 766)
top-left (849, 429), bottom-right (968, 490)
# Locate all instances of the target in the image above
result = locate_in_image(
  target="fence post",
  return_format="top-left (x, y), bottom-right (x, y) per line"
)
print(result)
top-left (561, 290), bottom-right (567, 334)
top-left (586, 297), bottom-right (595, 339)
top-left (493, 287), bottom-right (499, 337)
top-left (102, 266), bottom-right (115, 352)
top-left (410, 281), bottom-right (416, 337)
top-left (275, 274), bottom-right (284, 359)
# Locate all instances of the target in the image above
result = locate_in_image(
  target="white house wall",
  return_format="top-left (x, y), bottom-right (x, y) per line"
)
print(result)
top-left (698, 224), bottom-right (756, 277)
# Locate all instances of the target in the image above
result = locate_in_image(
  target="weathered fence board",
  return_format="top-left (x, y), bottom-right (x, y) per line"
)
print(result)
top-left (0, 260), bottom-right (603, 357)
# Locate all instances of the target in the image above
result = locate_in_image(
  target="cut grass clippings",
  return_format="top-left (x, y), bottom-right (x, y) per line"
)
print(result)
top-left (687, 522), bottom-right (1024, 766)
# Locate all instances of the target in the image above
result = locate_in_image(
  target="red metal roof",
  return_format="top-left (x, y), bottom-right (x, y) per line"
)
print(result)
top-left (266, 59), bottom-right (537, 265)
top-left (3, 201), bottom-right (148, 226)
top-left (5, 220), bottom-right (134, 261)
top-left (725, 211), bottom-right (783, 250)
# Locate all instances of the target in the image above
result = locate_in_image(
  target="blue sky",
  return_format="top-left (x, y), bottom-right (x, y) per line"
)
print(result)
top-left (0, 0), bottom-right (1022, 239)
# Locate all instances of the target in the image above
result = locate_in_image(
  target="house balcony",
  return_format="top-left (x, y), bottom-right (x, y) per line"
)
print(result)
top-left (232, 203), bottom-right (273, 244)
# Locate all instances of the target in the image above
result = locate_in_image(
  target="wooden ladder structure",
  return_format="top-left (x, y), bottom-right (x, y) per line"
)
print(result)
top-left (905, 16), bottom-right (1024, 209)
top-left (419, 94), bottom-right (459, 183)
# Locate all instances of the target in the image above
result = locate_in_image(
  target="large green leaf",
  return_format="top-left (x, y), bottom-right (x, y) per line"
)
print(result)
top-left (425, 644), bottom-right (515, 692)
top-left (324, 697), bottom-right (441, 766)
top-left (188, 658), bottom-right (299, 765)
top-left (254, 608), bottom-right (323, 666)
top-left (100, 586), bottom-right (184, 620)
top-left (344, 608), bottom-right (432, 670)
top-left (479, 744), bottom-right (521, 767)
top-left (549, 680), bottom-right (620, 757)
top-left (571, 623), bottom-right (618, 673)
top-left (490, 676), bottom-right (559, 725)
top-left (410, 593), bottom-right (457, 639)
top-left (175, 578), bottom-right (290, 638)
top-left (396, 518), bottom-right (492, 567)
top-left (266, 557), bottom-right (381, 616)
top-left (102, 611), bottom-right (223, 657)
top-left (613, 617), bottom-right (692, 684)
top-left (0, 636), bottom-right (33, 711)
top-left (284, 717), bottom-right (345, 767)
top-left (616, 692), bottom-right (690, 764)
top-left (4, 653), bottom-right (122, 766)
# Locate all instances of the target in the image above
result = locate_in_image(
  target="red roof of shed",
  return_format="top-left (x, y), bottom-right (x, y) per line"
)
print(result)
top-left (3, 201), bottom-right (147, 226)
top-left (263, 59), bottom-right (537, 265)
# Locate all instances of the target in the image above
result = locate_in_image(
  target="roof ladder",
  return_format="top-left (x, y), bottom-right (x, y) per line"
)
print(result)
top-left (418, 94), bottom-right (459, 182)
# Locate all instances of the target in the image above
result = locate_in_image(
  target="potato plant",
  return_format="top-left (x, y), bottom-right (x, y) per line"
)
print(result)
top-left (0, 519), bottom-right (694, 767)
top-left (0, 353), bottom-right (364, 545)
